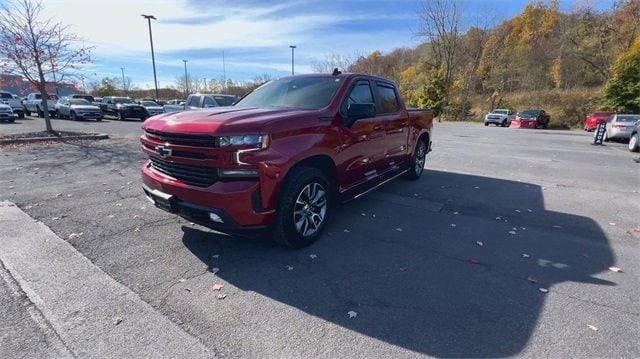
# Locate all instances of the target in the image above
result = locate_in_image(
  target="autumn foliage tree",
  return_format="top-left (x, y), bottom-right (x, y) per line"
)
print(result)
top-left (0, 0), bottom-right (91, 132)
top-left (602, 36), bottom-right (640, 113)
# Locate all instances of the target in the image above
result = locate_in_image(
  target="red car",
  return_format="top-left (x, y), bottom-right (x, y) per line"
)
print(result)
top-left (140, 73), bottom-right (433, 247)
top-left (584, 111), bottom-right (614, 131)
top-left (510, 109), bottom-right (550, 129)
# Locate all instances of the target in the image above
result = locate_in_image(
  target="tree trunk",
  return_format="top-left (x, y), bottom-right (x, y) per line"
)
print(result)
top-left (37, 74), bottom-right (53, 132)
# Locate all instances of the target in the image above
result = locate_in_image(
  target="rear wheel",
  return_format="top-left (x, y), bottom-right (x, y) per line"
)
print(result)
top-left (71, 111), bottom-right (78, 121)
top-left (17, 112), bottom-right (24, 119)
top-left (501, 120), bottom-right (507, 127)
top-left (484, 122), bottom-right (489, 126)
top-left (629, 133), bottom-right (639, 152)
top-left (37, 107), bottom-right (44, 118)
top-left (604, 131), bottom-right (610, 142)
top-left (24, 109), bottom-right (31, 116)
top-left (404, 139), bottom-right (428, 180)
top-left (273, 167), bottom-right (331, 248)
top-left (117, 111), bottom-right (125, 121)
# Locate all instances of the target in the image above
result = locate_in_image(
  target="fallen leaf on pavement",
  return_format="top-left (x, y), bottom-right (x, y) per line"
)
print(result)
top-left (309, 254), bottom-right (317, 259)
top-left (608, 266), bottom-right (622, 273)
top-left (361, 213), bottom-right (366, 216)
top-left (527, 276), bottom-right (538, 283)
top-left (588, 324), bottom-right (598, 331)
top-left (285, 265), bottom-right (294, 271)
top-left (178, 279), bottom-right (186, 283)
top-left (212, 254), bottom-right (220, 259)
top-left (522, 254), bottom-right (531, 258)
top-left (515, 209), bottom-right (521, 213)
top-left (467, 258), bottom-right (481, 265)
top-left (450, 224), bottom-right (457, 228)
top-left (347, 311), bottom-right (357, 318)
top-left (396, 228), bottom-right (403, 232)
top-left (210, 267), bottom-right (220, 274)
top-left (453, 211), bottom-right (459, 215)
top-left (509, 231), bottom-right (517, 235)
top-left (476, 241), bottom-right (483, 246)
top-left (538, 288), bottom-right (549, 293)
top-left (114, 317), bottom-right (123, 325)
top-left (212, 284), bottom-right (223, 291)
top-left (399, 267), bottom-right (408, 272)
top-left (343, 229), bottom-right (350, 233)
top-left (608, 222), bottom-right (616, 226)
top-left (68, 232), bottom-right (83, 240)
top-left (217, 294), bottom-right (226, 300)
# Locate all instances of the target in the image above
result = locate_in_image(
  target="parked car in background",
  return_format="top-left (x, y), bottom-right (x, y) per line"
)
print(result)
top-left (141, 73), bottom-right (434, 248)
top-left (484, 109), bottom-right (515, 127)
top-left (23, 92), bottom-right (59, 117)
top-left (604, 114), bottom-right (640, 141)
top-left (0, 91), bottom-right (25, 118)
top-left (68, 94), bottom-right (95, 103)
top-left (184, 93), bottom-right (238, 110)
top-left (584, 111), bottom-right (614, 131)
top-left (0, 103), bottom-right (17, 123)
top-left (55, 97), bottom-right (103, 121)
top-left (163, 99), bottom-right (185, 113)
top-left (510, 109), bottom-right (550, 129)
top-left (140, 100), bottom-right (165, 117)
top-left (100, 96), bottom-right (147, 120)
top-left (628, 120), bottom-right (640, 152)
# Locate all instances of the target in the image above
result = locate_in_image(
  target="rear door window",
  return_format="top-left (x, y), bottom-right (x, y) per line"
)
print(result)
top-left (376, 84), bottom-right (399, 113)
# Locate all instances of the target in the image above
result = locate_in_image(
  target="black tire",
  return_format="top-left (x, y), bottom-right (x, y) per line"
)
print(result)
top-left (37, 107), bottom-right (44, 118)
top-left (117, 111), bottom-right (125, 121)
top-left (404, 138), bottom-right (428, 180)
top-left (8, 118), bottom-right (15, 123)
top-left (96, 117), bottom-right (102, 122)
top-left (71, 111), bottom-right (78, 121)
top-left (17, 112), bottom-right (24, 119)
top-left (501, 120), bottom-right (507, 127)
top-left (273, 167), bottom-right (332, 248)
top-left (629, 133), bottom-right (640, 152)
top-left (24, 110), bottom-right (30, 116)
top-left (484, 122), bottom-right (489, 126)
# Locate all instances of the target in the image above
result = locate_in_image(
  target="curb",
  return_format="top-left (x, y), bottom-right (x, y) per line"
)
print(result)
top-left (0, 133), bottom-right (109, 145)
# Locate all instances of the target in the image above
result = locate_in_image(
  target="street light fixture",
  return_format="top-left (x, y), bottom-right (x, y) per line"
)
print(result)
top-left (141, 14), bottom-right (159, 99)
top-left (289, 45), bottom-right (296, 75)
top-left (182, 59), bottom-right (189, 96)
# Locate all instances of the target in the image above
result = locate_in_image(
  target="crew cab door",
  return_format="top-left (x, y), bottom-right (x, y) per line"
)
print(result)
top-left (373, 82), bottom-right (409, 171)
top-left (338, 79), bottom-right (387, 190)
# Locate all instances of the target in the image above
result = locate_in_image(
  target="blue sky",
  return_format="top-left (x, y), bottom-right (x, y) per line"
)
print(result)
top-left (38, 0), bottom-right (616, 89)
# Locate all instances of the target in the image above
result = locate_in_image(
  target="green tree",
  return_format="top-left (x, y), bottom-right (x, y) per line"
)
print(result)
top-left (602, 36), bottom-right (640, 112)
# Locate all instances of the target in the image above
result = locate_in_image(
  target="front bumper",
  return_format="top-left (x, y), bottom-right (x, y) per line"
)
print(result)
top-left (484, 117), bottom-right (507, 124)
top-left (76, 112), bottom-right (103, 119)
top-left (141, 161), bottom-right (276, 229)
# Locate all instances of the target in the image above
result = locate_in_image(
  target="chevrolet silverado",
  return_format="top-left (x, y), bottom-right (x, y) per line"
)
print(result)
top-left (141, 72), bottom-right (433, 247)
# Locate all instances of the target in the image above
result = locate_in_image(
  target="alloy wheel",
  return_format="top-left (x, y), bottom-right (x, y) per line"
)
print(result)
top-left (293, 182), bottom-right (327, 237)
top-left (415, 142), bottom-right (427, 175)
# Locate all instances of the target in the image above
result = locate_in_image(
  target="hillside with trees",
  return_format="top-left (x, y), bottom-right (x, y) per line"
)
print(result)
top-left (335, 0), bottom-right (640, 128)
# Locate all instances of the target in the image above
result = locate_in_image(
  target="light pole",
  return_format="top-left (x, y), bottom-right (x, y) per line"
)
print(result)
top-left (120, 67), bottom-right (126, 94)
top-left (182, 59), bottom-right (189, 96)
top-left (141, 14), bottom-right (159, 99)
top-left (222, 50), bottom-right (226, 94)
top-left (289, 45), bottom-right (296, 75)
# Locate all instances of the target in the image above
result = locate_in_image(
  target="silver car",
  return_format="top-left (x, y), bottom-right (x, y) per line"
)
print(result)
top-left (140, 101), bottom-right (165, 117)
top-left (55, 98), bottom-right (103, 121)
top-left (604, 114), bottom-right (640, 141)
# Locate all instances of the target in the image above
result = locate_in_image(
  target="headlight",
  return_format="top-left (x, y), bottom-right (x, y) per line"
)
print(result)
top-left (218, 135), bottom-right (266, 148)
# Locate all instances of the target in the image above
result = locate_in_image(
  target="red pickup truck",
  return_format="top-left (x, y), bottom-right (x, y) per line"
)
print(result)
top-left (140, 73), bottom-right (433, 247)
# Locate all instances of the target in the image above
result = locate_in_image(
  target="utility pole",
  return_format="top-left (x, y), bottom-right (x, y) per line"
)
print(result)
top-left (182, 59), bottom-right (189, 96)
top-left (141, 14), bottom-right (159, 99)
top-left (222, 50), bottom-right (226, 94)
top-left (120, 67), bottom-right (126, 94)
top-left (289, 45), bottom-right (296, 75)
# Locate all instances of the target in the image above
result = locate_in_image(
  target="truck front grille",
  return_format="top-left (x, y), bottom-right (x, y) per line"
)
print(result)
top-left (144, 129), bottom-right (216, 147)
top-left (149, 156), bottom-right (217, 187)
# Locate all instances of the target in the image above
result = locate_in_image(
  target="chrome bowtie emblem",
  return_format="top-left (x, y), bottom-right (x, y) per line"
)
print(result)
top-left (155, 145), bottom-right (172, 157)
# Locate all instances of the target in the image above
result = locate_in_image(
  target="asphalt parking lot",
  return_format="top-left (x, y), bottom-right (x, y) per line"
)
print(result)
top-left (1, 117), bottom-right (639, 358)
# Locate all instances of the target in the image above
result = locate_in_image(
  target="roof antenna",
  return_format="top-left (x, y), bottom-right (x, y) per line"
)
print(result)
top-left (332, 68), bottom-right (342, 76)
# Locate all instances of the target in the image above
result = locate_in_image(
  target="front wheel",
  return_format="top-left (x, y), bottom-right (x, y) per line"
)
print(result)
top-left (117, 111), bottom-right (125, 121)
top-left (501, 120), bottom-right (507, 127)
top-left (17, 112), bottom-right (24, 119)
top-left (37, 107), bottom-right (44, 118)
top-left (273, 167), bottom-right (332, 248)
top-left (404, 139), bottom-right (428, 180)
top-left (629, 133), bottom-right (640, 152)
top-left (71, 111), bottom-right (78, 121)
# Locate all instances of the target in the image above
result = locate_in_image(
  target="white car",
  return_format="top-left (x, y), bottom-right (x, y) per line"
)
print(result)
top-left (23, 92), bottom-right (59, 117)
top-left (0, 91), bottom-right (25, 118)
top-left (0, 103), bottom-right (17, 122)
top-left (163, 99), bottom-right (185, 113)
top-left (604, 114), bottom-right (640, 141)
top-left (140, 101), bottom-right (165, 117)
top-left (484, 109), bottom-right (515, 127)
top-left (55, 97), bottom-right (103, 121)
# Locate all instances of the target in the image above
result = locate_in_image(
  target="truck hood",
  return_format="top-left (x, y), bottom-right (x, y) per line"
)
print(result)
top-left (142, 107), bottom-right (317, 135)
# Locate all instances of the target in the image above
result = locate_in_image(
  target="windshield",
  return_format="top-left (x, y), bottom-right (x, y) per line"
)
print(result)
top-left (141, 101), bottom-right (158, 106)
top-left (492, 109), bottom-right (509, 115)
top-left (617, 115), bottom-right (640, 122)
top-left (518, 110), bottom-right (539, 118)
top-left (113, 98), bottom-right (133, 104)
top-left (70, 99), bottom-right (91, 105)
top-left (235, 77), bottom-right (343, 110)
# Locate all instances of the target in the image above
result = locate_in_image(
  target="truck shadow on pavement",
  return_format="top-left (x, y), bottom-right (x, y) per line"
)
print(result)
top-left (181, 169), bottom-right (614, 357)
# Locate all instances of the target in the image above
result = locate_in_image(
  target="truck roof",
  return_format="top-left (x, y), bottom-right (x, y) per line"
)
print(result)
top-left (279, 72), bottom-right (397, 85)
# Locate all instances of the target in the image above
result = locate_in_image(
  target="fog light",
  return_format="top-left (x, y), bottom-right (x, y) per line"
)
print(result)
top-left (209, 213), bottom-right (224, 223)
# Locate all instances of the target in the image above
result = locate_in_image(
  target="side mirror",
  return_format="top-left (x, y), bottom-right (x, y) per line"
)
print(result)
top-left (345, 103), bottom-right (375, 126)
